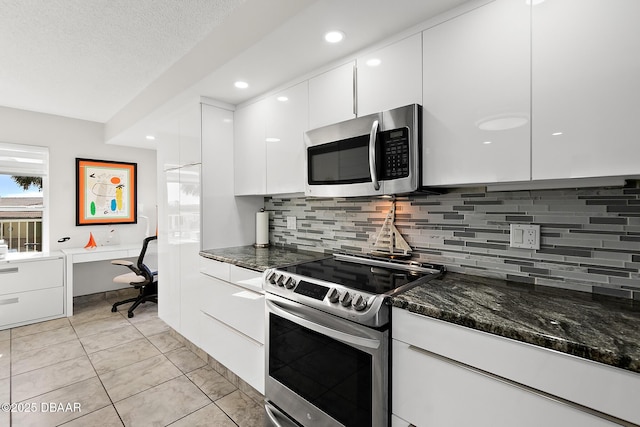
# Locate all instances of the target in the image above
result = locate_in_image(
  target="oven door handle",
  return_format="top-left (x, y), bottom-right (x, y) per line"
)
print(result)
top-left (267, 299), bottom-right (380, 349)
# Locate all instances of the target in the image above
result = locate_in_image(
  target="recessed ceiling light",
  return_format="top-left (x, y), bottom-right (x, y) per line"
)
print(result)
top-left (552, 132), bottom-right (563, 136)
top-left (366, 58), bottom-right (382, 67)
top-left (483, 141), bottom-right (492, 145)
top-left (145, 135), bottom-right (155, 140)
top-left (324, 31), bottom-right (345, 43)
top-left (234, 81), bottom-right (249, 89)
top-left (526, 0), bottom-right (545, 5)
top-left (277, 96), bottom-right (289, 102)
top-left (265, 137), bottom-right (280, 142)
top-left (223, 118), bottom-right (232, 123)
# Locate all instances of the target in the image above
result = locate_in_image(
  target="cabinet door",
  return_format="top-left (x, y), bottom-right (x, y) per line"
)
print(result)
top-left (157, 167), bottom-right (181, 331)
top-left (357, 33), bottom-right (422, 117)
top-left (532, 0), bottom-right (640, 180)
top-left (422, 0), bottom-right (530, 186)
top-left (156, 117), bottom-right (180, 172)
top-left (178, 103), bottom-right (202, 166)
top-left (393, 340), bottom-right (619, 427)
top-left (234, 100), bottom-right (267, 195)
top-left (265, 81), bottom-right (308, 194)
top-left (308, 61), bottom-right (356, 129)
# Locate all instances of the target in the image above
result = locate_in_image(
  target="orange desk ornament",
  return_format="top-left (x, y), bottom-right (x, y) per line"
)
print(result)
top-left (84, 232), bottom-right (97, 248)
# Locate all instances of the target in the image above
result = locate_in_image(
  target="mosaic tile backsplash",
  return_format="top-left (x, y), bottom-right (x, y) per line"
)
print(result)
top-left (265, 183), bottom-right (640, 299)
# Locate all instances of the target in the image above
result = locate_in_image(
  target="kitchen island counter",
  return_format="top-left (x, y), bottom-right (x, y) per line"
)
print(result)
top-left (392, 272), bottom-right (640, 374)
top-left (200, 245), bottom-right (328, 272)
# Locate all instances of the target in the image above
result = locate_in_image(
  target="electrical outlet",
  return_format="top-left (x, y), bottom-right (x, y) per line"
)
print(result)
top-left (287, 216), bottom-right (297, 230)
top-left (510, 224), bottom-right (540, 250)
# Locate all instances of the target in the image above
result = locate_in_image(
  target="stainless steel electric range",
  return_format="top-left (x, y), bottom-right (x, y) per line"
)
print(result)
top-left (263, 253), bottom-right (445, 427)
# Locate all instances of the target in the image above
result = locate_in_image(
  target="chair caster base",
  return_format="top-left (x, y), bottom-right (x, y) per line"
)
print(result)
top-left (111, 306), bottom-right (117, 313)
top-left (127, 312), bottom-right (134, 318)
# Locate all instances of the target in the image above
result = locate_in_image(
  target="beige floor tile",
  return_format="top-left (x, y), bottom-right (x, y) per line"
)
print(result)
top-left (11, 325), bottom-right (77, 354)
top-left (115, 375), bottom-right (210, 427)
top-left (60, 404), bottom-right (124, 427)
top-left (0, 339), bottom-right (9, 380)
top-left (99, 353), bottom-right (182, 402)
top-left (169, 402), bottom-right (236, 427)
top-left (12, 377), bottom-right (111, 427)
top-left (120, 302), bottom-right (158, 324)
top-left (147, 331), bottom-right (185, 353)
top-left (216, 390), bottom-right (266, 427)
top-left (88, 337), bottom-right (160, 375)
top-left (72, 315), bottom-right (131, 338)
top-left (70, 303), bottom-right (121, 326)
top-left (0, 377), bottom-right (9, 423)
top-left (165, 347), bottom-right (207, 374)
top-left (10, 317), bottom-right (71, 339)
top-left (79, 324), bottom-right (143, 354)
top-left (12, 355), bottom-right (96, 402)
top-left (0, 329), bottom-right (9, 342)
top-left (133, 317), bottom-right (169, 337)
top-left (186, 365), bottom-right (237, 401)
top-left (11, 338), bottom-right (86, 376)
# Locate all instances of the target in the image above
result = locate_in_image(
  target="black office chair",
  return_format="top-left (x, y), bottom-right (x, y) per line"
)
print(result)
top-left (111, 235), bottom-right (158, 318)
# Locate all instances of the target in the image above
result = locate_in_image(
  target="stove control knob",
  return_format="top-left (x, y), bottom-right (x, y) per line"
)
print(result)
top-left (267, 272), bottom-right (278, 285)
top-left (284, 277), bottom-right (296, 289)
top-left (339, 291), bottom-right (352, 307)
top-left (352, 294), bottom-right (367, 311)
top-left (327, 288), bottom-right (340, 303)
top-left (276, 275), bottom-right (287, 287)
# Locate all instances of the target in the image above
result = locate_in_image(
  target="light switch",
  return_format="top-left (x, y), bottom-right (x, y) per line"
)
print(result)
top-left (513, 228), bottom-right (524, 244)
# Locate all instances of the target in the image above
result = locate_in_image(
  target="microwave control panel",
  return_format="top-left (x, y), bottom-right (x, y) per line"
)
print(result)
top-left (380, 127), bottom-right (410, 179)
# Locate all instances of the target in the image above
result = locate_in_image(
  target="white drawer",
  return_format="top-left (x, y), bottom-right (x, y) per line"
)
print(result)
top-left (199, 257), bottom-right (230, 281)
top-left (0, 287), bottom-right (64, 328)
top-left (392, 339), bottom-right (618, 427)
top-left (229, 265), bottom-right (263, 292)
top-left (0, 258), bottom-right (63, 294)
top-left (392, 307), bottom-right (640, 425)
top-left (200, 275), bottom-right (265, 344)
top-left (199, 310), bottom-right (265, 394)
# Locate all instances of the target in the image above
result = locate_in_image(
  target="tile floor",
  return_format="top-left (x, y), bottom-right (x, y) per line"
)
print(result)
top-left (0, 293), bottom-right (266, 427)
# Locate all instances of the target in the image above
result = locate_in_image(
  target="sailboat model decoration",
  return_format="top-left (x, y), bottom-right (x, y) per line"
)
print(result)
top-left (372, 200), bottom-right (412, 259)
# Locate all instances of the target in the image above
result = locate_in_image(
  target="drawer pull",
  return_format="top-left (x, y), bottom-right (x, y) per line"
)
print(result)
top-left (0, 267), bottom-right (19, 274)
top-left (0, 297), bottom-right (19, 305)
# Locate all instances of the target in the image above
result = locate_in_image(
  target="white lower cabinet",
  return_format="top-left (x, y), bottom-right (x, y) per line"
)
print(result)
top-left (392, 308), bottom-right (638, 426)
top-left (0, 256), bottom-right (65, 329)
top-left (198, 259), bottom-right (265, 393)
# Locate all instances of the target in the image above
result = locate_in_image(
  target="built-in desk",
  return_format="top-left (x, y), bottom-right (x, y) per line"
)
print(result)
top-left (61, 244), bottom-right (141, 316)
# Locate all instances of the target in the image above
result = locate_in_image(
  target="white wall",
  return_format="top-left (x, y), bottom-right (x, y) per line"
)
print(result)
top-left (0, 106), bottom-right (157, 296)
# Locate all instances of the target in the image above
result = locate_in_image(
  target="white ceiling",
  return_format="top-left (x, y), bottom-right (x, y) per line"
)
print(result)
top-left (0, 0), bottom-right (473, 146)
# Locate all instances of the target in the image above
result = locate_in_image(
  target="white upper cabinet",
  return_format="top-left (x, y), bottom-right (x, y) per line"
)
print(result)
top-left (233, 99), bottom-right (267, 195)
top-left (422, 0), bottom-right (531, 186)
top-left (265, 81), bottom-right (308, 194)
top-left (157, 103), bottom-right (202, 171)
top-left (308, 61), bottom-right (356, 129)
top-left (356, 33), bottom-right (422, 117)
top-left (532, 0), bottom-right (640, 180)
top-left (178, 103), bottom-right (202, 167)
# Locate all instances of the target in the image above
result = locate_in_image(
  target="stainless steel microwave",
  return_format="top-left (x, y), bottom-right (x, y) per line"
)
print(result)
top-left (305, 104), bottom-right (421, 197)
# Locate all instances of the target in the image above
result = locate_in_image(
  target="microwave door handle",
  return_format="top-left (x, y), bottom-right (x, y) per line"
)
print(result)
top-left (369, 119), bottom-right (380, 190)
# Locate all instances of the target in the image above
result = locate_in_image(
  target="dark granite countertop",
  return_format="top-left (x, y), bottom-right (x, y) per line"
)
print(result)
top-left (392, 272), bottom-right (640, 374)
top-left (199, 245), bottom-right (328, 272)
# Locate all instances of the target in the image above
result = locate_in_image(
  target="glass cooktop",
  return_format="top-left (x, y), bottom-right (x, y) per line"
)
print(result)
top-left (277, 255), bottom-right (441, 295)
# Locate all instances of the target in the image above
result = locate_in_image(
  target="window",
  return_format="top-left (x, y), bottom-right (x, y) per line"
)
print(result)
top-left (0, 142), bottom-right (48, 253)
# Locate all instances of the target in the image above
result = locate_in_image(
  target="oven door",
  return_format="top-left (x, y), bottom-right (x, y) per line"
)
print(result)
top-left (265, 294), bottom-right (388, 427)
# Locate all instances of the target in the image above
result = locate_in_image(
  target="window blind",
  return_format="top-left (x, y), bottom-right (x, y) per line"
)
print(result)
top-left (0, 142), bottom-right (48, 176)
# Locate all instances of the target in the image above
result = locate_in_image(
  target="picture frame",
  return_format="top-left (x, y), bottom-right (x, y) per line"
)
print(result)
top-left (76, 158), bottom-right (137, 226)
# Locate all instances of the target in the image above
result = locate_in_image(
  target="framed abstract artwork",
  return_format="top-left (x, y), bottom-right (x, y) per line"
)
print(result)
top-left (76, 158), bottom-right (137, 226)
